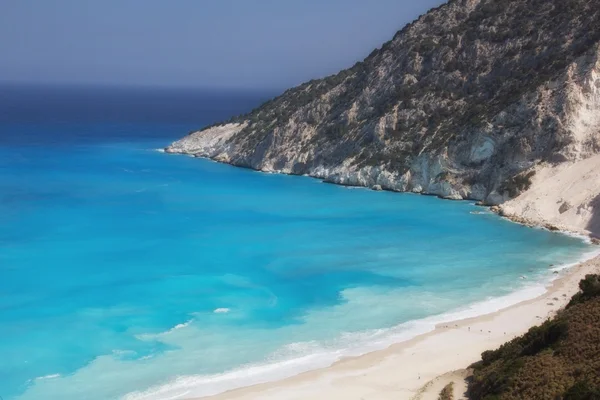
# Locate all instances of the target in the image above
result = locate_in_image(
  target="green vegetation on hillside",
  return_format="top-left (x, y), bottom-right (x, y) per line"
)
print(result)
top-left (468, 274), bottom-right (600, 400)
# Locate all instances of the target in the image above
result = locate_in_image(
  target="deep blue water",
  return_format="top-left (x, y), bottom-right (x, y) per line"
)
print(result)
top-left (0, 84), bottom-right (593, 400)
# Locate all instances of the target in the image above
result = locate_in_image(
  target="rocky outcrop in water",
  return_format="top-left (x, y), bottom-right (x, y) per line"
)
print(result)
top-left (167, 0), bottom-right (600, 206)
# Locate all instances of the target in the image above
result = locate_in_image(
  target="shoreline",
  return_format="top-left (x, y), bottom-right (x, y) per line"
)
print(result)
top-left (163, 150), bottom-right (598, 241)
top-left (182, 251), bottom-right (600, 400)
top-left (156, 150), bottom-right (600, 400)
top-left (162, 149), bottom-right (484, 200)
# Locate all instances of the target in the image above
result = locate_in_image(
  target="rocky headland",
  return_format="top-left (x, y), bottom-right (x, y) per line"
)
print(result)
top-left (167, 0), bottom-right (600, 237)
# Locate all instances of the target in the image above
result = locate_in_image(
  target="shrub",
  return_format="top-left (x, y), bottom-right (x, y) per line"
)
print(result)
top-left (564, 381), bottom-right (600, 400)
top-left (568, 275), bottom-right (600, 307)
top-left (438, 382), bottom-right (454, 400)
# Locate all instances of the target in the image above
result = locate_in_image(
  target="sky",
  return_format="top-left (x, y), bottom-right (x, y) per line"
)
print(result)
top-left (0, 0), bottom-right (444, 89)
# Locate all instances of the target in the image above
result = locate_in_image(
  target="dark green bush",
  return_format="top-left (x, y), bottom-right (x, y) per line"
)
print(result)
top-left (568, 275), bottom-right (600, 307)
top-left (564, 381), bottom-right (600, 400)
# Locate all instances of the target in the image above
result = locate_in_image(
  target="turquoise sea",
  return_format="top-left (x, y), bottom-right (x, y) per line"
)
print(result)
top-left (0, 84), bottom-right (595, 400)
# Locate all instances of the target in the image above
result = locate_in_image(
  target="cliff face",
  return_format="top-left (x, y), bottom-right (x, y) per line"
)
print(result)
top-left (167, 0), bottom-right (600, 206)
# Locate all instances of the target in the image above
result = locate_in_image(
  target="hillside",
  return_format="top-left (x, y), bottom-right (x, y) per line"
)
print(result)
top-left (167, 0), bottom-right (600, 234)
top-left (468, 274), bottom-right (600, 399)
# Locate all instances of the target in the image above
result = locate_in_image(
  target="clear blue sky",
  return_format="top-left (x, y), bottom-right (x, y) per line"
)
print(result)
top-left (0, 0), bottom-right (444, 89)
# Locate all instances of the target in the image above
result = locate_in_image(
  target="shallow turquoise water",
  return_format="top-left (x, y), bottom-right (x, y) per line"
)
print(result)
top-left (0, 86), bottom-right (593, 400)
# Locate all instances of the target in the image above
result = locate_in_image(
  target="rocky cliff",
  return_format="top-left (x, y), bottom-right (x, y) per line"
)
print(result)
top-left (167, 0), bottom-right (600, 214)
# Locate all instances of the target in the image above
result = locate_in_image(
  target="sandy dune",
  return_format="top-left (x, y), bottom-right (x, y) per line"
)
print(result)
top-left (501, 154), bottom-right (600, 237)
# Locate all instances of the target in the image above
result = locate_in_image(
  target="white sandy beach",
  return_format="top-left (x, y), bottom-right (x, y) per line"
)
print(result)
top-left (190, 253), bottom-right (600, 400)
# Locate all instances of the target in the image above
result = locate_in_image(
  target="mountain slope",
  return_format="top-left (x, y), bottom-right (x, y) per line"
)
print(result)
top-left (167, 0), bottom-right (600, 208)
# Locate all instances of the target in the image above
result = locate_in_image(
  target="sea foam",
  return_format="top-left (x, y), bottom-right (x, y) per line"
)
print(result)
top-left (121, 285), bottom-right (548, 400)
top-left (123, 246), bottom-right (597, 400)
